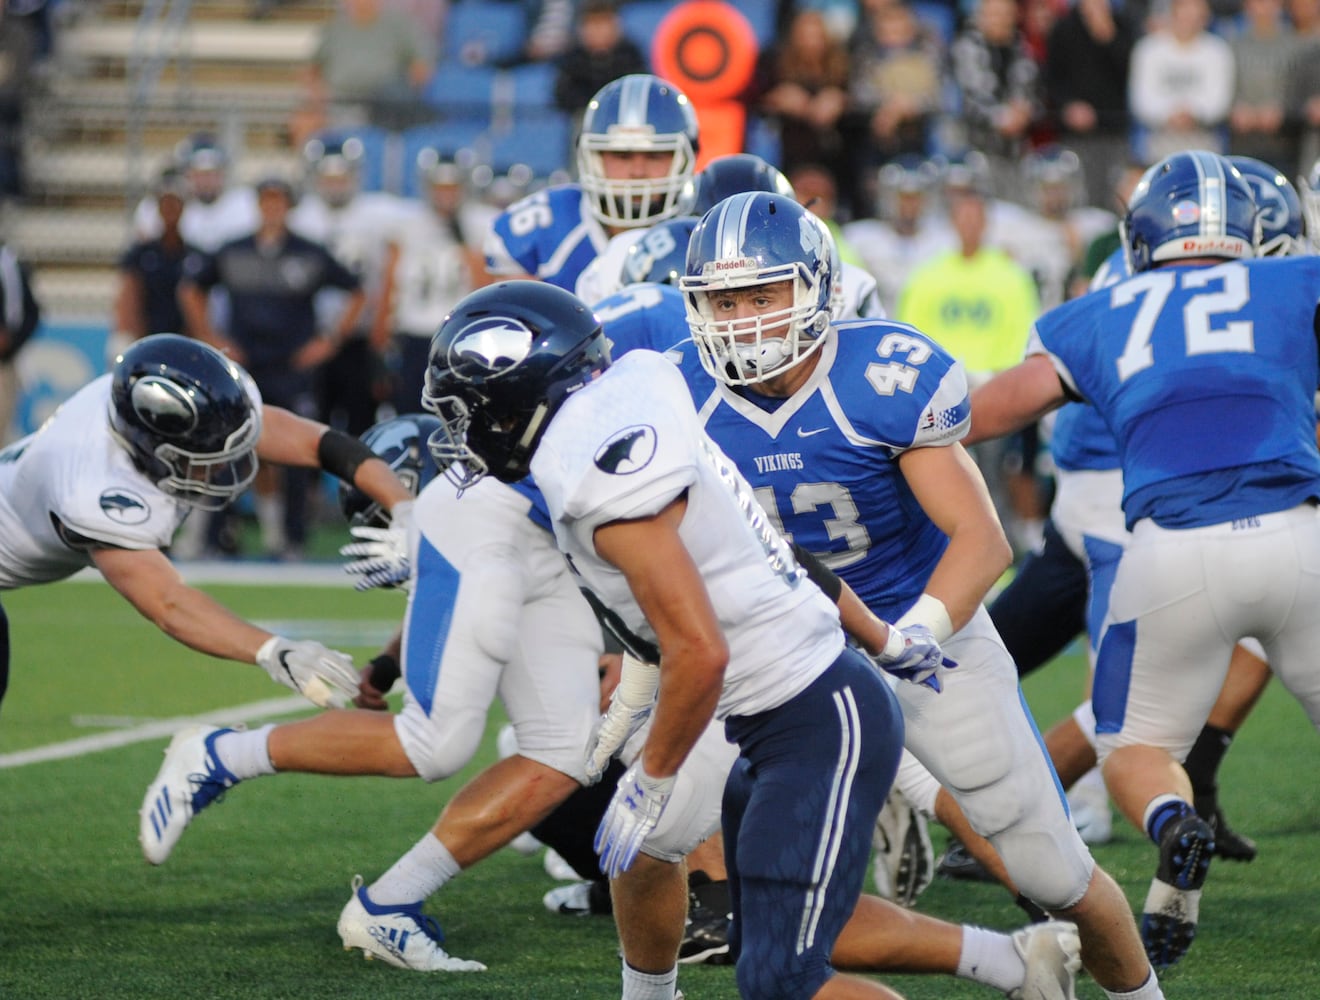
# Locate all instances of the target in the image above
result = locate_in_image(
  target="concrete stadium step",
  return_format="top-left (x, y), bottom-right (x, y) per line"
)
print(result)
top-left (10, 208), bottom-right (131, 266)
top-left (30, 267), bottom-right (119, 323)
top-left (60, 17), bottom-right (319, 66)
top-left (24, 141), bottom-right (301, 198)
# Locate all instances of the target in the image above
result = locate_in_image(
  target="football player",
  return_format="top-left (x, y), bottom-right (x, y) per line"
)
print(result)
top-left (485, 73), bottom-right (699, 295)
top-left (670, 192), bottom-right (1166, 1000)
top-left (0, 333), bottom-right (412, 715)
top-left (131, 132), bottom-right (260, 254)
top-left (969, 150), bottom-right (1320, 969)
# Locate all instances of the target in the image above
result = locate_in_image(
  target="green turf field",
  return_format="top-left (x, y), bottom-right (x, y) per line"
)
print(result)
top-left (2, 578), bottom-right (1317, 998)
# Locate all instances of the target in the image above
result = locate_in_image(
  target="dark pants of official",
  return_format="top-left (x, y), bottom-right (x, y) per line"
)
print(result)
top-left (723, 648), bottom-right (903, 999)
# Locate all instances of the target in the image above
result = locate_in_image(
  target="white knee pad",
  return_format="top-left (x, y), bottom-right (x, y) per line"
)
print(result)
top-left (1072, 699), bottom-right (1098, 751)
top-left (394, 699), bottom-right (488, 782)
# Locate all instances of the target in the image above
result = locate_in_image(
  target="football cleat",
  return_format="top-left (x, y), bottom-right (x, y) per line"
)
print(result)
top-left (542, 879), bottom-right (613, 917)
top-left (935, 837), bottom-right (996, 883)
top-left (1141, 813), bottom-right (1215, 969)
top-left (1206, 805), bottom-right (1257, 863)
top-left (139, 725), bottom-right (238, 865)
top-left (872, 787), bottom-right (934, 906)
top-left (677, 894), bottom-right (733, 966)
top-left (1008, 920), bottom-right (1081, 1000)
top-left (338, 876), bottom-right (486, 972)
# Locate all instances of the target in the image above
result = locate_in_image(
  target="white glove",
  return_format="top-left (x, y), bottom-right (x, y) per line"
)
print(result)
top-left (594, 763), bottom-right (674, 879)
top-left (340, 522), bottom-right (410, 591)
top-left (256, 636), bottom-right (359, 708)
top-left (584, 653), bottom-right (658, 785)
top-left (872, 623), bottom-right (957, 693)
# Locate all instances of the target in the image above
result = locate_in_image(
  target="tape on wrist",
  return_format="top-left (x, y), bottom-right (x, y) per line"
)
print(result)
top-left (894, 593), bottom-right (954, 644)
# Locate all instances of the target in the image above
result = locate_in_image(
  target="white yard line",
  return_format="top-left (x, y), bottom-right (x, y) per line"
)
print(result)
top-left (0, 695), bottom-right (316, 769)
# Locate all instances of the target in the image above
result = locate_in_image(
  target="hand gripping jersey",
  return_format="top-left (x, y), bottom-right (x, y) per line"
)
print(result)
top-left (531, 350), bottom-right (844, 719)
top-left (0, 376), bottom-right (187, 589)
top-left (483, 184), bottom-right (611, 292)
top-left (1031, 255), bottom-right (1320, 529)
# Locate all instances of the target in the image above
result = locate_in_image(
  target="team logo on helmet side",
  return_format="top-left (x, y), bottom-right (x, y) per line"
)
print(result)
top-left (130, 376), bottom-right (199, 437)
top-left (448, 318), bottom-right (535, 377)
top-left (99, 488), bottom-right (151, 525)
top-left (594, 425), bottom-right (657, 475)
top-left (1171, 200), bottom-right (1201, 226)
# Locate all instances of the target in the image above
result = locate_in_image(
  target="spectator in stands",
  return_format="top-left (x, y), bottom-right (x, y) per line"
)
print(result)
top-left (516, 0), bottom-right (575, 66)
top-left (1043, 0), bottom-right (1137, 209)
top-left (948, 0), bottom-right (1040, 200)
top-left (1228, 0), bottom-right (1300, 171)
top-left (178, 176), bottom-right (365, 560)
top-left (1128, 0), bottom-right (1234, 162)
top-left (1289, 31), bottom-right (1320, 175)
top-left (0, 241), bottom-right (39, 443)
top-left (291, 0), bottom-right (435, 147)
top-left (756, 8), bottom-right (855, 209)
top-left (0, 7), bottom-right (36, 200)
top-left (1287, 0), bottom-right (1320, 35)
top-left (553, 0), bottom-right (647, 121)
top-left (112, 170), bottom-right (196, 364)
top-left (846, 0), bottom-right (942, 213)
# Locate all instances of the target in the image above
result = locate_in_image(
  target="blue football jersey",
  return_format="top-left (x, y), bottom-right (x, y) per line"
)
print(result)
top-left (661, 320), bottom-right (971, 623)
top-left (484, 184), bottom-right (610, 291)
top-left (1050, 247), bottom-right (1128, 473)
top-left (1032, 256), bottom-right (1320, 529)
top-left (597, 282), bottom-right (690, 358)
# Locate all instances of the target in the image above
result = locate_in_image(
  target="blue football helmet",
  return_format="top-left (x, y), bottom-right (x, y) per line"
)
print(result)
top-left (620, 215), bottom-right (700, 287)
top-left (685, 153), bottom-right (795, 217)
top-left (422, 282), bottom-right (611, 491)
top-left (109, 334), bottom-right (262, 511)
top-left (1121, 151), bottom-right (1259, 274)
top-left (1227, 156), bottom-right (1304, 257)
top-left (680, 192), bottom-right (833, 386)
top-left (338, 413), bottom-right (443, 528)
top-left (577, 74), bottom-right (699, 229)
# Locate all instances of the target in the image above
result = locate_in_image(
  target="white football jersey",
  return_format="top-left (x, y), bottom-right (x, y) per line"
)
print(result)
top-left (987, 202), bottom-right (1116, 311)
top-left (388, 204), bottom-right (481, 337)
top-left (842, 217), bottom-right (957, 317)
top-left (133, 187), bottom-right (261, 254)
top-left (532, 350), bottom-right (845, 719)
top-left (839, 260), bottom-right (886, 320)
top-left (574, 228), bottom-right (645, 306)
top-left (0, 376), bottom-right (187, 589)
top-left (290, 191), bottom-right (415, 329)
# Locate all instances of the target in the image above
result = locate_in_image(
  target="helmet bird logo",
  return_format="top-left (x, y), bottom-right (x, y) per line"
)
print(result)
top-left (130, 377), bottom-right (199, 437)
top-left (449, 319), bottom-right (535, 376)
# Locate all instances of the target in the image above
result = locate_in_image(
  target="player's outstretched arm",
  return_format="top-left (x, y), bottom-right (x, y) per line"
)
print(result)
top-left (91, 546), bottom-right (358, 707)
top-left (965, 354), bottom-right (1068, 446)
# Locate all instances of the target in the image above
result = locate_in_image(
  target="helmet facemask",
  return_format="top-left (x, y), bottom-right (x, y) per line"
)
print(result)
top-left (578, 132), bottom-right (695, 229)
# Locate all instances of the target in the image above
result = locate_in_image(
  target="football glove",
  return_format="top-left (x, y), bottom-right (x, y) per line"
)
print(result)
top-left (340, 523), bottom-right (410, 591)
top-left (256, 636), bottom-right (359, 708)
top-left (872, 623), bottom-right (957, 693)
top-left (594, 763), bottom-right (674, 879)
top-left (585, 653), bottom-right (658, 784)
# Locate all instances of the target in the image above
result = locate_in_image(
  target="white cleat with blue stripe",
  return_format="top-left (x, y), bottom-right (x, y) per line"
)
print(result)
top-left (337, 876), bottom-right (486, 973)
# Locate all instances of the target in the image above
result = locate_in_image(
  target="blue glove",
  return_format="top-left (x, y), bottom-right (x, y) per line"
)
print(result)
top-left (594, 763), bottom-right (674, 879)
top-left (873, 623), bottom-right (957, 693)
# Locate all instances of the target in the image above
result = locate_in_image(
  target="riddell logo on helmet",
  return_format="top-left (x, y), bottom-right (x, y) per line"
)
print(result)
top-left (706, 257), bottom-right (757, 273)
top-left (1181, 237), bottom-right (1247, 254)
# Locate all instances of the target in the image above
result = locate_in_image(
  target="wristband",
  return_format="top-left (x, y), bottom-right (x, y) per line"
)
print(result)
top-left (367, 652), bottom-right (401, 691)
top-left (616, 652), bottom-right (660, 709)
top-left (894, 593), bottom-right (954, 644)
top-left (317, 428), bottom-right (376, 484)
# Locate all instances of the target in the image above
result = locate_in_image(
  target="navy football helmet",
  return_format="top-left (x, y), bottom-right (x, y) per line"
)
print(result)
top-left (109, 334), bottom-right (262, 511)
top-left (422, 282), bottom-right (611, 491)
top-left (876, 154), bottom-right (937, 219)
top-left (681, 192), bottom-right (833, 386)
top-left (620, 215), bottom-right (700, 287)
top-left (1227, 156), bottom-right (1305, 257)
top-left (1121, 151), bottom-right (1259, 274)
top-left (577, 74), bottom-right (699, 229)
top-left (685, 153), bottom-right (795, 217)
top-left (338, 413), bottom-right (443, 529)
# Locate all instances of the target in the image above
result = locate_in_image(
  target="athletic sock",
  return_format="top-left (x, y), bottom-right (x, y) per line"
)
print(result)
top-left (212, 724), bottom-right (275, 781)
top-left (368, 833), bottom-right (461, 906)
top-left (1183, 724), bottom-right (1232, 817)
top-left (1104, 969), bottom-right (1166, 999)
top-left (1143, 795), bottom-right (1194, 845)
top-left (957, 925), bottom-right (1023, 993)
top-left (621, 962), bottom-right (678, 1000)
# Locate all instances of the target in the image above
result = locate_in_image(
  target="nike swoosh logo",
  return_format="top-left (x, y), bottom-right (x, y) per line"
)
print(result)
top-left (278, 650), bottom-right (295, 681)
top-left (797, 427), bottom-right (829, 438)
